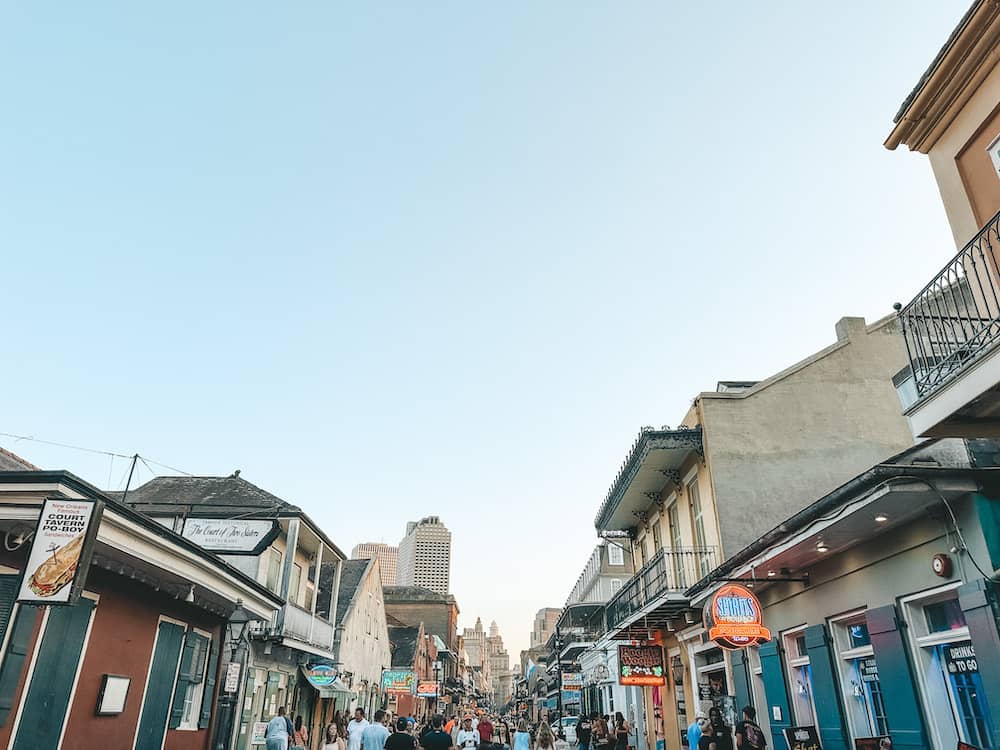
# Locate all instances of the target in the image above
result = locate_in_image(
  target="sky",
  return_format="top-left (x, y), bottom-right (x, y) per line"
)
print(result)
top-left (0, 1), bottom-right (972, 661)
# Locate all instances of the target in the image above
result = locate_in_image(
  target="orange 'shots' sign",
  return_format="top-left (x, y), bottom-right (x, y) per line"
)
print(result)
top-left (704, 583), bottom-right (771, 650)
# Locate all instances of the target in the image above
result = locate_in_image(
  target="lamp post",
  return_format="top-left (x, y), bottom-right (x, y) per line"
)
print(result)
top-left (212, 600), bottom-right (256, 750)
top-left (432, 660), bottom-right (442, 716)
top-left (554, 625), bottom-right (564, 738)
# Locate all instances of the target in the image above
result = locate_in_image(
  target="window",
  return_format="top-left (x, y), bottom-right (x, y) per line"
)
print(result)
top-left (831, 612), bottom-right (888, 740)
top-left (902, 586), bottom-right (995, 749)
top-left (608, 545), bottom-right (624, 567)
top-left (783, 627), bottom-right (818, 727)
top-left (169, 628), bottom-right (217, 732)
top-left (265, 549), bottom-right (282, 593)
top-left (611, 579), bottom-right (622, 595)
top-left (651, 518), bottom-right (662, 553)
top-left (688, 479), bottom-right (710, 575)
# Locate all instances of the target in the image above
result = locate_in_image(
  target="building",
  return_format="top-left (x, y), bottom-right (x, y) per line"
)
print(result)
top-left (461, 617), bottom-right (492, 699)
top-left (0, 463), bottom-right (281, 750)
top-left (383, 585), bottom-right (461, 704)
top-left (123, 473), bottom-right (351, 749)
top-left (329, 558), bottom-right (392, 718)
top-left (565, 542), bottom-right (635, 607)
top-left (397, 516), bottom-right (452, 596)
top-left (387, 622), bottom-right (439, 718)
top-left (594, 315), bottom-right (915, 750)
top-left (887, 0), bottom-right (1000, 439)
top-left (351, 542), bottom-right (398, 586)
top-left (690, 438), bottom-right (1000, 750)
top-left (486, 621), bottom-right (513, 707)
top-left (531, 607), bottom-right (562, 648)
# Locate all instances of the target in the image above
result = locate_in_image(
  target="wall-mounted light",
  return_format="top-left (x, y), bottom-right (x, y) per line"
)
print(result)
top-left (816, 541), bottom-right (829, 553)
top-left (767, 570), bottom-right (776, 577)
top-left (874, 514), bottom-right (888, 523)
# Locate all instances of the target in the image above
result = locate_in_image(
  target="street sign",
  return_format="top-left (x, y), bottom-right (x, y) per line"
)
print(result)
top-left (225, 662), bottom-right (241, 692)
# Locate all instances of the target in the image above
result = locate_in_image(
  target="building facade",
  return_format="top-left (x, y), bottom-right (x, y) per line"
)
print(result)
top-left (351, 542), bottom-right (398, 586)
top-left (397, 517), bottom-right (452, 596)
top-left (531, 608), bottom-right (562, 649)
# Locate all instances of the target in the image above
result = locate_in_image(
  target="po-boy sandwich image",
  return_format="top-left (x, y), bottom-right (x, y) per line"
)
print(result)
top-left (27, 533), bottom-right (84, 597)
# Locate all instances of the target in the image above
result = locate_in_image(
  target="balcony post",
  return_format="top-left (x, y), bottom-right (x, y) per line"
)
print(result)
top-left (310, 540), bottom-right (324, 644)
top-left (276, 518), bottom-right (300, 632)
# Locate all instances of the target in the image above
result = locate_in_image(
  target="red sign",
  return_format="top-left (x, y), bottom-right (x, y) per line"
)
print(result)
top-left (618, 645), bottom-right (666, 686)
top-left (704, 583), bottom-right (771, 650)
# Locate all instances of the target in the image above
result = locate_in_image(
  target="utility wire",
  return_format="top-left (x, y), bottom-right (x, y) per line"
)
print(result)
top-left (0, 431), bottom-right (131, 459)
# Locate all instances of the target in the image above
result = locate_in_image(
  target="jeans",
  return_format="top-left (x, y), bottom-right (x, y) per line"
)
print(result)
top-left (266, 738), bottom-right (289, 750)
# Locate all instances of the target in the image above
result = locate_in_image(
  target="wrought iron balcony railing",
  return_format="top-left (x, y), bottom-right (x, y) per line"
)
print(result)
top-left (605, 546), bottom-right (717, 631)
top-left (896, 210), bottom-right (1000, 399)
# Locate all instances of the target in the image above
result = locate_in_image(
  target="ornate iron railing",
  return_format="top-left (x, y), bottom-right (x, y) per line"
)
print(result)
top-left (896, 210), bottom-right (1000, 399)
top-left (605, 546), bottom-right (717, 631)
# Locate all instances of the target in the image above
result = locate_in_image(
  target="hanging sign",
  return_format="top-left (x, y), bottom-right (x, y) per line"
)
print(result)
top-left (782, 726), bottom-right (822, 750)
top-left (416, 680), bottom-right (440, 697)
top-left (562, 690), bottom-right (582, 703)
top-left (17, 498), bottom-right (103, 606)
top-left (181, 518), bottom-right (278, 554)
top-left (382, 670), bottom-right (417, 694)
top-left (225, 662), bottom-right (242, 692)
top-left (251, 721), bottom-right (268, 745)
top-left (305, 664), bottom-right (338, 688)
top-left (945, 642), bottom-right (979, 675)
top-left (704, 583), bottom-right (771, 650)
top-left (618, 644), bottom-right (666, 686)
top-left (561, 672), bottom-right (583, 690)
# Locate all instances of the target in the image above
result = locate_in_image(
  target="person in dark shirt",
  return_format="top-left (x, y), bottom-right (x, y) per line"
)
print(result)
top-left (422, 715), bottom-right (455, 750)
top-left (576, 713), bottom-right (594, 750)
top-left (698, 722), bottom-right (717, 750)
top-left (388, 719), bottom-right (418, 750)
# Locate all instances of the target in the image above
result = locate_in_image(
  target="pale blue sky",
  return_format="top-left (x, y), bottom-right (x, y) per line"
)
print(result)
top-left (0, 1), bottom-right (969, 658)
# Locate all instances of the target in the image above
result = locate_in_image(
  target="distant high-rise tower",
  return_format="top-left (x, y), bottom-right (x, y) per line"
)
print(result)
top-left (351, 542), bottom-right (398, 586)
top-left (530, 607), bottom-right (562, 647)
top-left (397, 516), bottom-right (451, 595)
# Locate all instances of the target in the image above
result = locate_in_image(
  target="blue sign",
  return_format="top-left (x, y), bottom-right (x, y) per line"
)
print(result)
top-left (305, 664), bottom-right (338, 688)
top-left (562, 690), bottom-right (582, 703)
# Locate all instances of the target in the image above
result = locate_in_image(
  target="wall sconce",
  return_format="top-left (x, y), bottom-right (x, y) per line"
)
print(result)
top-left (670, 655), bottom-right (684, 685)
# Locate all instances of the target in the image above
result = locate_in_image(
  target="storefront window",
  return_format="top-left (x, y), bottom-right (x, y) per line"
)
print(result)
top-left (831, 611), bottom-right (888, 740)
top-left (782, 627), bottom-right (818, 727)
top-left (903, 586), bottom-right (996, 750)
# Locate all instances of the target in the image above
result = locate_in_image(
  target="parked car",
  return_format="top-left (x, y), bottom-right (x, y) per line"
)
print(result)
top-left (551, 717), bottom-right (577, 744)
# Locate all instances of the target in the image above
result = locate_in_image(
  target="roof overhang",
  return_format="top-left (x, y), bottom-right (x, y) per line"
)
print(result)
top-left (886, 0), bottom-right (1000, 152)
top-left (607, 591), bottom-right (691, 641)
top-left (687, 467), bottom-right (986, 607)
top-left (595, 427), bottom-right (703, 531)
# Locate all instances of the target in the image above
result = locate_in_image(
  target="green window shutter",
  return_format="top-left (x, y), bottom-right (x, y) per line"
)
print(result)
top-left (0, 606), bottom-right (39, 727)
top-left (168, 632), bottom-right (199, 729)
top-left (0, 576), bottom-right (19, 647)
top-left (136, 620), bottom-right (185, 750)
top-left (199, 638), bottom-right (220, 729)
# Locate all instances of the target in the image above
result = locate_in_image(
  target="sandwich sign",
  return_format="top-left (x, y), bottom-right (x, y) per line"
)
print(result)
top-left (17, 498), bottom-right (103, 606)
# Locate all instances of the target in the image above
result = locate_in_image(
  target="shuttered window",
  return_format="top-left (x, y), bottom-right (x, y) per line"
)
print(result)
top-left (169, 630), bottom-right (212, 730)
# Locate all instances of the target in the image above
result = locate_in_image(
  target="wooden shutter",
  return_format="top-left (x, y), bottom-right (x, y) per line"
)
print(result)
top-left (135, 620), bottom-right (185, 750)
top-left (0, 576), bottom-right (19, 647)
top-left (0, 606), bottom-right (40, 726)
top-left (803, 625), bottom-right (848, 749)
top-left (199, 637), bottom-right (220, 728)
top-left (169, 630), bottom-right (208, 729)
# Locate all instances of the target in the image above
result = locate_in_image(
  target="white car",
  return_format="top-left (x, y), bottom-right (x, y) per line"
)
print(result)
top-left (551, 717), bottom-right (577, 744)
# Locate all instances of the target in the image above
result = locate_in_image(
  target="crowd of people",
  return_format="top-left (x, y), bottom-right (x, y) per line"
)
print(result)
top-left (259, 703), bottom-right (766, 750)
top-left (262, 706), bottom-right (579, 750)
top-left (684, 706), bottom-right (767, 750)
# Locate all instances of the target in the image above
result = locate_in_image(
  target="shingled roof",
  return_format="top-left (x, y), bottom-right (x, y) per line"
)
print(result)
top-left (324, 559), bottom-right (374, 626)
top-left (389, 626), bottom-right (421, 668)
top-left (122, 474), bottom-right (301, 515)
top-left (0, 447), bottom-right (39, 471)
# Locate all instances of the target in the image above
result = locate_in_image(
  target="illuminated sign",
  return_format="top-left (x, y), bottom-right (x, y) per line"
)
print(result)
top-left (704, 583), bottom-right (771, 650)
top-left (305, 664), bottom-right (338, 688)
top-left (382, 671), bottom-right (416, 693)
top-left (618, 645), bottom-right (665, 686)
top-left (416, 681), bottom-right (440, 697)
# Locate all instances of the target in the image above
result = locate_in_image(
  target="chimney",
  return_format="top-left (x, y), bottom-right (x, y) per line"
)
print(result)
top-left (835, 316), bottom-right (867, 341)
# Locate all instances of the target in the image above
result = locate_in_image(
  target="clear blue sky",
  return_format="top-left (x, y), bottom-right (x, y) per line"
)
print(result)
top-left (0, 1), bottom-right (969, 659)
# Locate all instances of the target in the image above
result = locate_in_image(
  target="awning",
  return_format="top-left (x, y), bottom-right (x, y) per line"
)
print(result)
top-left (300, 667), bottom-right (356, 699)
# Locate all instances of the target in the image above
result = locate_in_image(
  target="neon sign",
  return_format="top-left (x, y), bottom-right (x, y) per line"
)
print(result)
top-left (704, 583), bottom-right (771, 650)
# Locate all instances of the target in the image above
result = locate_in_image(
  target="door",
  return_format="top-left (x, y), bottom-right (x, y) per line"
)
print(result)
top-left (11, 597), bottom-right (96, 750)
top-left (134, 620), bottom-right (185, 750)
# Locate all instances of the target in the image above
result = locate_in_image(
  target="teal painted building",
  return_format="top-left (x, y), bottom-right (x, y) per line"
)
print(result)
top-left (689, 439), bottom-right (1000, 750)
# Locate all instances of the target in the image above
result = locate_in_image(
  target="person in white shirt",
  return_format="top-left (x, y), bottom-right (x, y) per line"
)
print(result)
top-left (456, 717), bottom-right (481, 750)
top-left (349, 708), bottom-right (371, 750)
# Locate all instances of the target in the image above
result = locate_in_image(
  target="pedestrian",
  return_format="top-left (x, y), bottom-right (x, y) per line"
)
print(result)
top-left (575, 713), bottom-right (593, 750)
top-left (699, 721), bottom-right (717, 750)
top-left (291, 715), bottom-right (309, 750)
top-left (478, 715), bottom-right (495, 745)
top-left (363, 710), bottom-right (392, 750)
top-left (513, 719), bottom-right (532, 750)
top-left (324, 717), bottom-right (348, 750)
top-left (350, 709), bottom-right (372, 750)
top-left (457, 716), bottom-right (481, 750)
top-left (422, 715), bottom-right (455, 750)
top-left (266, 706), bottom-right (292, 750)
top-left (388, 717), bottom-right (419, 750)
top-left (445, 717), bottom-right (457, 736)
top-left (495, 716), bottom-right (512, 749)
top-left (687, 713), bottom-right (707, 750)
top-left (734, 706), bottom-right (766, 749)
top-left (708, 707), bottom-right (732, 750)
top-left (612, 713), bottom-right (628, 750)
top-left (536, 724), bottom-right (556, 750)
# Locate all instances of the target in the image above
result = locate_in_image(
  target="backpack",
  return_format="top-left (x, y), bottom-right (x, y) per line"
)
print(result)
top-left (741, 722), bottom-right (766, 750)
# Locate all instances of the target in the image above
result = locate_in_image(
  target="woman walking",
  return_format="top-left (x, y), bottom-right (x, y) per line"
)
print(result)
top-left (591, 717), bottom-right (611, 750)
top-left (513, 719), bottom-right (533, 750)
top-left (266, 706), bottom-right (291, 750)
top-left (536, 723), bottom-right (556, 750)
top-left (324, 715), bottom-right (348, 750)
top-left (291, 715), bottom-right (309, 750)
top-left (613, 713), bottom-right (629, 750)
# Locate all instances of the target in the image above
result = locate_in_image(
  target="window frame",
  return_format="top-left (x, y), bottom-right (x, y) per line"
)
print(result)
top-left (781, 625), bottom-right (819, 727)
top-left (176, 627), bottom-right (212, 732)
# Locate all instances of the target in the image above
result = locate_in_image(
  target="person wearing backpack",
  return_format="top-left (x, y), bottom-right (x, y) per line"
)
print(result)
top-left (734, 706), bottom-right (766, 750)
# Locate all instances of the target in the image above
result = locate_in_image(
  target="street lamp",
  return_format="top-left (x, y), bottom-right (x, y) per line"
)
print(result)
top-left (433, 660), bottom-right (442, 716)
top-left (225, 602), bottom-right (254, 658)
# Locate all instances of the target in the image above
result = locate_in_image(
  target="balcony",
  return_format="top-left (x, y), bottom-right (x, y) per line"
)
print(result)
top-left (605, 546), bottom-right (718, 635)
top-left (896, 210), bottom-right (1000, 437)
top-left (251, 602), bottom-right (337, 655)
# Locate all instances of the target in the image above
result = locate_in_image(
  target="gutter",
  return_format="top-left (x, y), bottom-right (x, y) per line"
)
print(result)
top-left (684, 464), bottom-right (1000, 599)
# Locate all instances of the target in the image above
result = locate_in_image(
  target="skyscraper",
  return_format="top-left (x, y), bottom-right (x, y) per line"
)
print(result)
top-left (350, 542), bottom-right (399, 586)
top-left (530, 607), bottom-right (561, 647)
top-left (397, 516), bottom-right (451, 595)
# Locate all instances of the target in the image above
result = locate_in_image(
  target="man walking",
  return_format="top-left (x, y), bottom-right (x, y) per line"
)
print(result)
top-left (456, 716), bottom-right (481, 750)
top-left (576, 713), bottom-right (594, 750)
top-left (734, 706), bottom-right (766, 749)
top-left (349, 708), bottom-right (371, 750)
top-left (421, 715), bottom-right (455, 750)
top-left (363, 710), bottom-right (392, 750)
